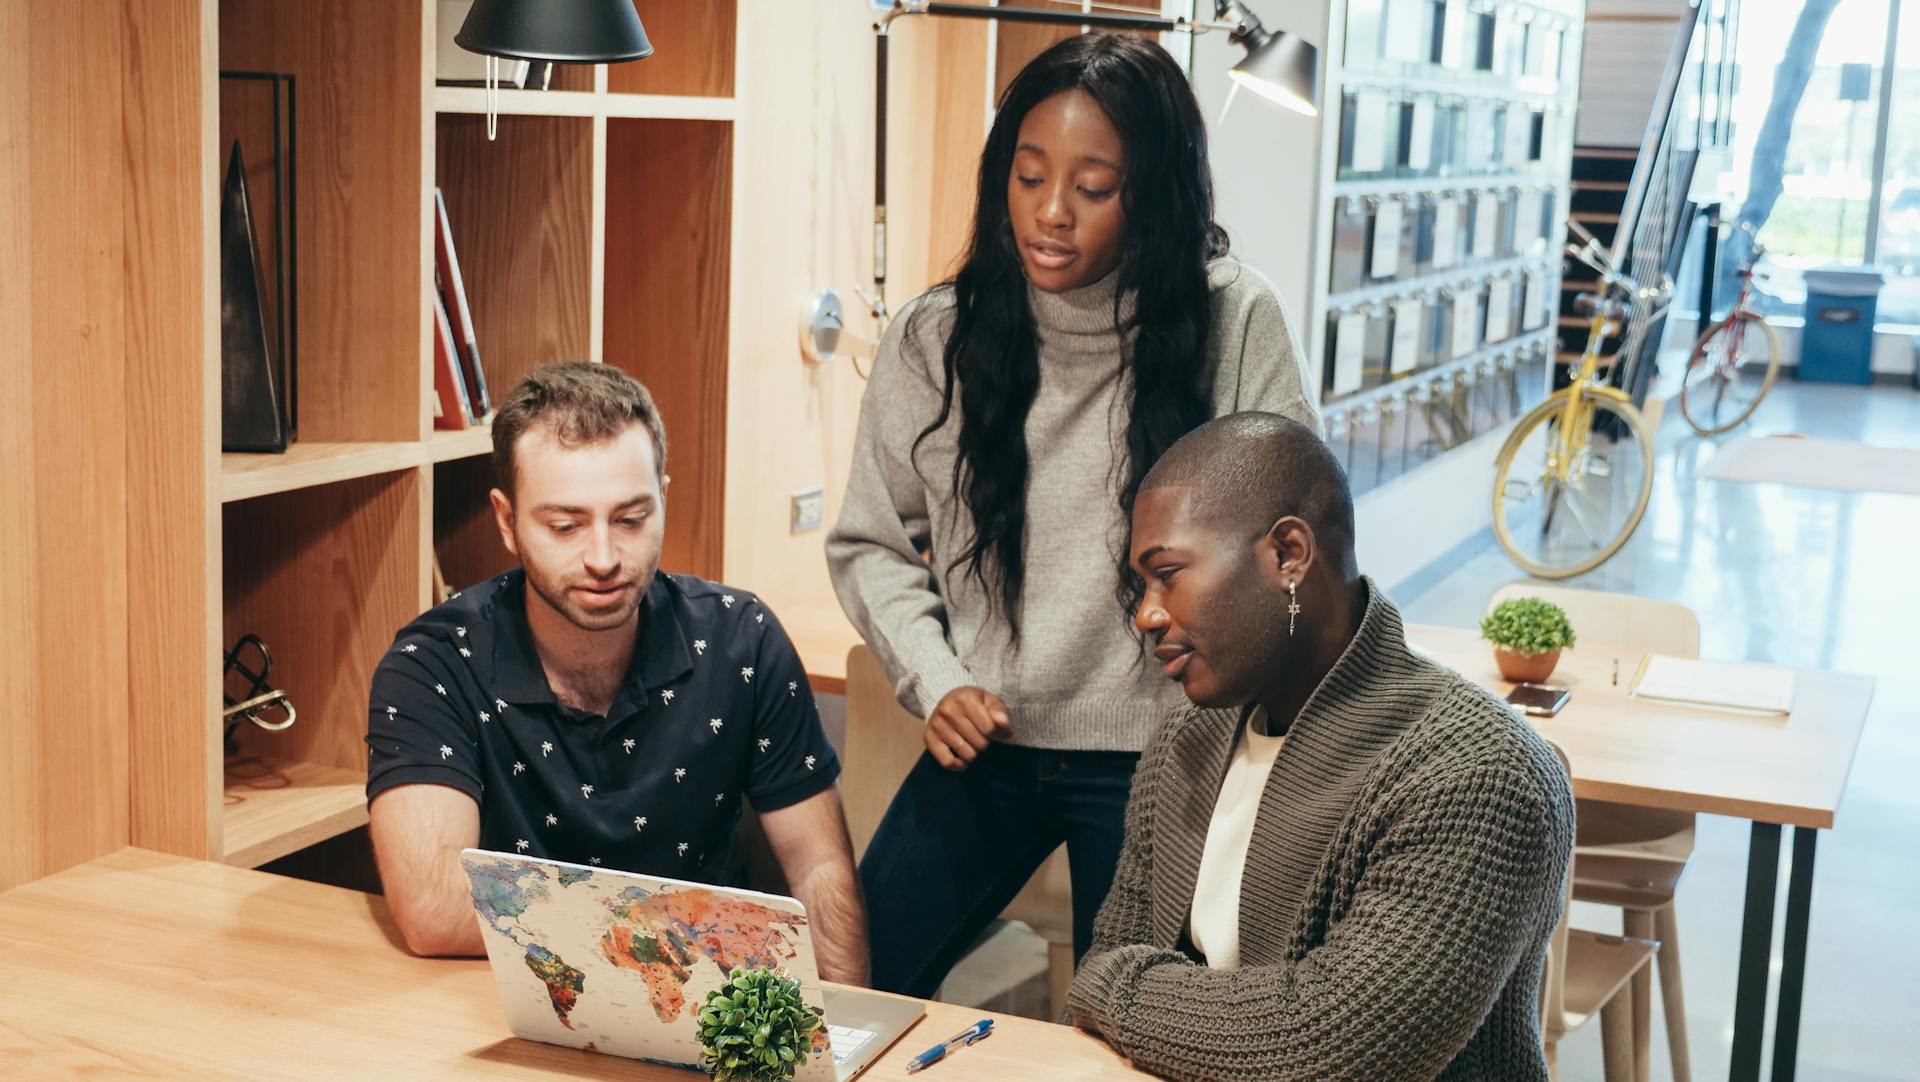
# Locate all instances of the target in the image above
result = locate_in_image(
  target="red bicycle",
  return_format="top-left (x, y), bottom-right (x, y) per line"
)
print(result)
top-left (1680, 221), bottom-right (1781, 436)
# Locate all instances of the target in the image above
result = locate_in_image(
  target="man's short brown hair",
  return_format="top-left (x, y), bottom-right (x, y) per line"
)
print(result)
top-left (491, 362), bottom-right (668, 499)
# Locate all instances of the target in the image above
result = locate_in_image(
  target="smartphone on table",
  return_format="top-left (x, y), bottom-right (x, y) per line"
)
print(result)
top-left (1507, 683), bottom-right (1571, 717)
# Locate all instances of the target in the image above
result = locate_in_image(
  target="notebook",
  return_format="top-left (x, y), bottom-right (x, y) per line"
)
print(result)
top-left (1630, 655), bottom-right (1796, 715)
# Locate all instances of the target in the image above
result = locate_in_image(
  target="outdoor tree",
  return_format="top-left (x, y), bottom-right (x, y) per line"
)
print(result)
top-left (1717, 0), bottom-right (1842, 306)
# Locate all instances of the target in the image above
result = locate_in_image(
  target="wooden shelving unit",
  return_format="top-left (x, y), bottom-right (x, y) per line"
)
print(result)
top-left (222, 758), bottom-right (370, 869)
top-left (221, 442), bottom-right (425, 503)
top-left (171, 0), bottom-right (743, 870)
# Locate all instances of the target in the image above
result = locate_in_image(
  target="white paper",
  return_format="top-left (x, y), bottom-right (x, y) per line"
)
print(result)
top-left (1484, 278), bottom-right (1514, 343)
top-left (1633, 655), bottom-right (1797, 715)
top-left (1370, 199), bottom-right (1404, 278)
top-left (1451, 290), bottom-right (1480, 358)
top-left (1523, 271), bottom-right (1546, 329)
top-left (1515, 190), bottom-right (1545, 250)
top-left (1467, 101), bottom-right (1494, 164)
top-left (1383, 0), bottom-right (1424, 61)
top-left (1432, 201), bottom-right (1461, 269)
top-left (1441, 0), bottom-right (1467, 70)
top-left (1390, 299), bottom-right (1423, 374)
top-left (1472, 191), bottom-right (1500, 258)
top-left (1408, 100), bottom-right (1435, 170)
top-left (1353, 94), bottom-right (1390, 173)
top-left (1333, 313), bottom-right (1367, 396)
top-left (1505, 104), bottom-right (1533, 165)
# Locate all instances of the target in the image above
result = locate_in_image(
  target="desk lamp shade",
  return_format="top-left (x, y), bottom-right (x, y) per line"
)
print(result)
top-left (1229, 26), bottom-right (1320, 117)
top-left (456, 0), bottom-right (653, 63)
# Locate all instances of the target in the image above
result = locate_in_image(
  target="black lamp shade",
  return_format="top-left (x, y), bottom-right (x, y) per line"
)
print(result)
top-left (456, 0), bottom-right (653, 64)
top-left (1230, 28), bottom-right (1321, 117)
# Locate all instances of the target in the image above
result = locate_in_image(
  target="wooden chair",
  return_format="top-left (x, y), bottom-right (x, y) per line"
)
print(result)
top-left (1542, 741), bottom-right (1661, 1082)
top-left (1494, 582), bottom-right (1699, 1082)
top-left (842, 645), bottom-right (1076, 1018)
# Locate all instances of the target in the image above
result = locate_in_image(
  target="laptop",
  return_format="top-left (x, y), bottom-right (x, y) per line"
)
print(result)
top-left (460, 849), bottom-right (923, 1080)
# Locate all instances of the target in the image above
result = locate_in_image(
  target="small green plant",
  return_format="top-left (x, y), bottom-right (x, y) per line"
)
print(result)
top-left (696, 966), bottom-right (823, 1082)
top-left (1480, 597), bottom-right (1577, 655)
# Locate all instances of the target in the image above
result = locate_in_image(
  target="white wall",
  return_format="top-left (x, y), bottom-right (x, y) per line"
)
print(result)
top-left (1190, 0), bottom-right (1332, 327)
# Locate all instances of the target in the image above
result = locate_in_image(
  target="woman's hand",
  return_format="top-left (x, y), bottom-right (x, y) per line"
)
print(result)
top-left (924, 686), bottom-right (1013, 770)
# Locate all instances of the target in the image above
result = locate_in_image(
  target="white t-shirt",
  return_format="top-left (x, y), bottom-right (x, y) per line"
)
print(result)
top-left (1188, 707), bottom-right (1287, 969)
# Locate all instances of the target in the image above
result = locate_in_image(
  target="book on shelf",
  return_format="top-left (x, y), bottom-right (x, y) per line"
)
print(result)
top-left (220, 140), bottom-right (290, 454)
top-left (434, 188), bottom-right (492, 421)
top-left (432, 290), bottom-right (474, 430)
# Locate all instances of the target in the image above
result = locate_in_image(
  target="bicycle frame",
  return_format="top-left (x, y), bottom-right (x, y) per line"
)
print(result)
top-left (1496, 305), bottom-right (1634, 488)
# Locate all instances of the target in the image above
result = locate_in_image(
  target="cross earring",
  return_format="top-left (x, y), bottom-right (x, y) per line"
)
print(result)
top-left (1287, 581), bottom-right (1301, 637)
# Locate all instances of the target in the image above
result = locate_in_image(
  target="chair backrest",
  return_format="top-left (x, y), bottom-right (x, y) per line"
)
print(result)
top-left (1488, 582), bottom-right (1701, 659)
top-left (842, 645), bottom-right (932, 859)
top-left (1539, 740), bottom-right (1575, 1036)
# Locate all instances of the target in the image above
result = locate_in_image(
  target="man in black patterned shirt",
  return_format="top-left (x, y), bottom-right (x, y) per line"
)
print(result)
top-left (366, 363), bottom-right (867, 983)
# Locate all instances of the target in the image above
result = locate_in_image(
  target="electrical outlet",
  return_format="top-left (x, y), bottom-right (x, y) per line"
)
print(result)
top-left (790, 487), bottom-right (825, 534)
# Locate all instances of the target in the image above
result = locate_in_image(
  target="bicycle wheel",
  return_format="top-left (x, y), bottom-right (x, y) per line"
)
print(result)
top-left (1679, 311), bottom-right (1780, 436)
top-left (1492, 393), bottom-right (1655, 580)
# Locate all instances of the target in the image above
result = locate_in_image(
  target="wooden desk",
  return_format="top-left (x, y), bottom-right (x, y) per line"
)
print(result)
top-left (1405, 623), bottom-right (1873, 829)
top-left (0, 849), bottom-right (1142, 1080)
top-left (1408, 623), bottom-right (1874, 1082)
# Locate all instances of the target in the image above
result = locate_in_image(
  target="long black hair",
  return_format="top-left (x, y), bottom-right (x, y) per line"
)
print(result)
top-left (912, 32), bottom-right (1228, 640)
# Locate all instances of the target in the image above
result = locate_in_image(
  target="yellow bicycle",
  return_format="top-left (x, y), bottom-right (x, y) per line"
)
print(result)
top-left (1491, 223), bottom-right (1659, 580)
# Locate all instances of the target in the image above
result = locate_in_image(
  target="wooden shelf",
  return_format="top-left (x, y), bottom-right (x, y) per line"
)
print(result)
top-left (428, 424), bottom-right (493, 463)
top-left (221, 442), bottom-right (423, 503)
top-left (222, 757), bottom-right (369, 868)
top-left (433, 85), bottom-right (737, 122)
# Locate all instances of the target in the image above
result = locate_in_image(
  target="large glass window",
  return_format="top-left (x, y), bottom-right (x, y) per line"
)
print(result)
top-left (1874, 2), bottom-right (1920, 321)
top-left (1718, 0), bottom-right (1891, 318)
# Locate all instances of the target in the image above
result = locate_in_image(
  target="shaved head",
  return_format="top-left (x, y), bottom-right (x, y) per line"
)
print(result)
top-left (1140, 412), bottom-right (1357, 579)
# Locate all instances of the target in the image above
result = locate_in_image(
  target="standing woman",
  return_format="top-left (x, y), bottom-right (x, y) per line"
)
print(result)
top-left (828, 31), bottom-right (1317, 997)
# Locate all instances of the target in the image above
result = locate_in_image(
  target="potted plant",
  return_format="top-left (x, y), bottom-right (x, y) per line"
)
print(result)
top-left (1480, 597), bottom-right (1577, 684)
top-left (696, 966), bottom-right (824, 1082)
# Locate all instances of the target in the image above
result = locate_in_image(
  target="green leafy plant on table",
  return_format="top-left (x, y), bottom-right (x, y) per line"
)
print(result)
top-left (697, 966), bottom-right (824, 1082)
top-left (1480, 597), bottom-right (1577, 683)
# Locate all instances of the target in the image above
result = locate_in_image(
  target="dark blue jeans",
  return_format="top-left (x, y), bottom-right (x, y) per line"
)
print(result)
top-left (858, 742), bottom-right (1141, 997)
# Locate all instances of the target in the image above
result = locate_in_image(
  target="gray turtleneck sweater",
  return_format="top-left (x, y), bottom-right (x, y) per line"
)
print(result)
top-left (826, 259), bottom-right (1316, 751)
top-left (1066, 583), bottom-right (1576, 1081)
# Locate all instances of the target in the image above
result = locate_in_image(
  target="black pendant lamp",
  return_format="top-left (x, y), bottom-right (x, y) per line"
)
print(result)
top-left (455, 0), bottom-right (654, 64)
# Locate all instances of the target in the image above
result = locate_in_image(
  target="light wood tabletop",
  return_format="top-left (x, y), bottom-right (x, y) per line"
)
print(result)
top-left (1404, 623), bottom-right (1874, 830)
top-left (0, 849), bottom-right (1143, 1080)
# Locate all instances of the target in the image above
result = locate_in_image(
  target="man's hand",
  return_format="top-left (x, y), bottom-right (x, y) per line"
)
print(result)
top-left (925, 686), bottom-right (1012, 771)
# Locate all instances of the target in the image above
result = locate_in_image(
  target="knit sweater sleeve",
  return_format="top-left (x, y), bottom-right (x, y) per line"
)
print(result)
top-left (1074, 709), bottom-right (1179, 973)
top-left (825, 294), bottom-right (977, 719)
top-left (1068, 757), bottom-right (1569, 1081)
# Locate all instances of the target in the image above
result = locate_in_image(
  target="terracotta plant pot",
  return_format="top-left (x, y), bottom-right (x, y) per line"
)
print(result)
top-left (1494, 647), bottom-right (1560, 684)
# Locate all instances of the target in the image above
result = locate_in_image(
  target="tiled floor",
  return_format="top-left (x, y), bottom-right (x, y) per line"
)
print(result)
top-left (934, 377), bottom-right (1920, 1081)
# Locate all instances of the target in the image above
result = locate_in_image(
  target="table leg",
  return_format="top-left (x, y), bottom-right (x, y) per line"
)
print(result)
top-left (1729, 821), bottom-right (1781, 1082)
top-left (1770, 827), bottom-right (1819, 1082)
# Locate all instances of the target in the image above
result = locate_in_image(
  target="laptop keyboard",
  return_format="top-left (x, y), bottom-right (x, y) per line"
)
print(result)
top-left (827, 1023), bottom-right (876, 1065)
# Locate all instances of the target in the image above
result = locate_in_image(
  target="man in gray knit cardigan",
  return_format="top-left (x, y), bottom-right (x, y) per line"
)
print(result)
top-left (1066, 413), bottom-right (1575, 1081)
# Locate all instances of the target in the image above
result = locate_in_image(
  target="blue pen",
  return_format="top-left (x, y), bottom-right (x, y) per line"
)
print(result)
top-left (904, 1018), bottom-right (993, 1073)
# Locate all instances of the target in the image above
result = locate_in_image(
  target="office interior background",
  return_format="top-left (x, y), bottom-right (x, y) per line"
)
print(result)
top-left (2, 0), bottom-right (1916, 1080)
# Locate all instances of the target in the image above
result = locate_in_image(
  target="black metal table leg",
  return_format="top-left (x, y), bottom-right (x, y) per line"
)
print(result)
top-left (1730, 821), bottom-right (1782, 1082)
top-left (1771, 827), bottom-right (1820, 1082)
